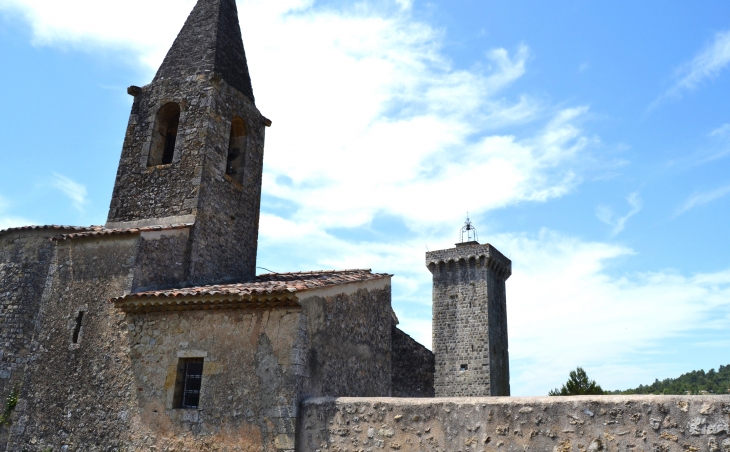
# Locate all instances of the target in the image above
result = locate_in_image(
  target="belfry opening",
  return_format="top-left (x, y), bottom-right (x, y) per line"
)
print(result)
top-left (148, 102), bottom-right (180, 167)
top-left (226, 116), bottom-right (248, 182)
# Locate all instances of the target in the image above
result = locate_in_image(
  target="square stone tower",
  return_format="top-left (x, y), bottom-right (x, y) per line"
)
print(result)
top-left (427, 241), bottom-right (512, 396)
top-left (106, 0), bottom-right (269, 286)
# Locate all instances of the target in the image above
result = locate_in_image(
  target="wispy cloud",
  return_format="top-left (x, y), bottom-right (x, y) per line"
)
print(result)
top-left (709, 123), bottom-right (730, 138)
top-left (675, 183), bottom-right (730, 216)
top-left (651, 30), bottom-right (730, 108)
top-left (595, 192), bottom-right (642, 236)
top-left (51, 173), bottom-right (87, 211)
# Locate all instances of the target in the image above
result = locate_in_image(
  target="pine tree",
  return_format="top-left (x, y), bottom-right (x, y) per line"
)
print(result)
top-left (549, 367), bottom-right (604, 396)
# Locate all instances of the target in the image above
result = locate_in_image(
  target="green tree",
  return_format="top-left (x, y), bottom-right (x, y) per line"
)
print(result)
top-left (549, 367), bottom-right (604, 396)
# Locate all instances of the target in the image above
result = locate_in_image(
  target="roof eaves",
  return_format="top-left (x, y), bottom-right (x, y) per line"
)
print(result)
top-left (52, 223), bottom-right (194, 242)
top-left (111, 291), bottom-right (300, 314)
top-left (0, 225), bottom-right (101, 239)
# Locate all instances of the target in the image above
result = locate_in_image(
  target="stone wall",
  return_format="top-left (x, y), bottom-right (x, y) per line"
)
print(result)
top-left (3, 229), bottom-right (216, 451)
top-left (300, 282), bottom-right (394, 399)
top-left (391, 326), bottom-right (434, 398)
top-left (4, 252), bottom-right (396, 451)
top-left (131, 228), bottom-right (192, 291)
top-left (122, 307), bottom-right (305, 451)
top-left (0, 229), bottom-right (71, 448)
top-left (187, 78), bottom-right (266, 286)
top-left (297, 395), bottom-right (730, 452)
top-left (5, 236), bottom-right (141, 451)
top-left (427, 243), bottom-right (511, 397)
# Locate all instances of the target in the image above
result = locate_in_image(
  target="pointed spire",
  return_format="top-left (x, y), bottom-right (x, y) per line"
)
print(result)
top-left (154, 0), bottom-right (255, 102)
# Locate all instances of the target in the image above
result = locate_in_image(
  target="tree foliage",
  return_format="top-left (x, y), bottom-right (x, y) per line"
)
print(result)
top-left (609, 364), bottom-right (730, 395)
top-left (549, 367), bottom-right (604, 396)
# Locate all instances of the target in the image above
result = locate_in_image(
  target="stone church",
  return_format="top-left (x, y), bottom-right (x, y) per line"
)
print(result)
top-left (0, 0), bottom-right (513, 450)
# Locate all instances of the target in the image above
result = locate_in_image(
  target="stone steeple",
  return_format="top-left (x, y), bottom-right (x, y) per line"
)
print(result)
top-left (155, 0), bottom-right (255, 102)
top-left (106, 0), bottom-right (268, 286)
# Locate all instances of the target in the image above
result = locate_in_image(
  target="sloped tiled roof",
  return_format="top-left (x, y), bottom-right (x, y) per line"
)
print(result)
top-left (52, 223), bottom-right (194, 241)
top-left (0, 223), bottom-right (195, 242)
top-left (0, 225), bottom-right (102, 238)
top-left (111, 269), bottom-right (391, 313)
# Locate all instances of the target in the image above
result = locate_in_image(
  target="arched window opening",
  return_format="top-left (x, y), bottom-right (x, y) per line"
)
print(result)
top-left (148, 102), bottom-right (180, 167)
top-left (226, 116), bottom-right (248, 181)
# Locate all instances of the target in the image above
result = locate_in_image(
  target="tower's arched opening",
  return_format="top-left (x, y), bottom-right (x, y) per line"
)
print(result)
top-left (226, 116), bottom-right (248, 182)
top-left (148, 102), bottom-right (180, 167)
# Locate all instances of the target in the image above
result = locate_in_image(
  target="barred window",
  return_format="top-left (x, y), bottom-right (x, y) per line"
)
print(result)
top-left (174, 358), bottom-right (204, 409)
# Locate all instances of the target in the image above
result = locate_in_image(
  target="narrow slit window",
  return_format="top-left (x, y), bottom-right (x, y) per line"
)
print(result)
top-left (148, 102), bottom-right (181, 167)
top-left (174, 358), bottom-right (204, 409)
top-left (72, 311), bottom-right (84, 344)
top-left (226, 116), bottom-right (248, 183)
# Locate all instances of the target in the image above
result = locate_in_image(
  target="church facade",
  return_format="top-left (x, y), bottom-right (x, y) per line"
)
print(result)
top-left (0, 0), bottom-right (514, 450)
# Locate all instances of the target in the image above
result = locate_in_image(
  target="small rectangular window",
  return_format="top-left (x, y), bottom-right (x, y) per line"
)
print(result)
top-left (460, 364), bottom-right (468, 372)
top-left (72, 311), bottom-right (84, 343)
top-left (174, 358), bottom-right (204, 409)
top-left (68, 306), bottom-right (89, 350)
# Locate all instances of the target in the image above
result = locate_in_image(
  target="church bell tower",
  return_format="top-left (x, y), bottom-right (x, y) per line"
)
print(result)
top-left (106, 0), bottom-right (270, 286)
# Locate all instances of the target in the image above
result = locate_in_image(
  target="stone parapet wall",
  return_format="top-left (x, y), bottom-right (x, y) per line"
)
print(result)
top-left (297, 395), bottom-right (730, 452)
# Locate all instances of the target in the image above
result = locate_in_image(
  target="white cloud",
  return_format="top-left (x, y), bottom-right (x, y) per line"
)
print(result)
top-left (652, 30), bottom-right (730, 107)
top-left (51, 173), bottom-right (88, 212)
top-left (257, 220), bottom-right (730, 395)
top-left (394, 0), bottom-right (412, 10)
top-left (595, 192), bottom-right (642, 236)
top-left (0, 0), bottom-right (594, 229)
top-left (504, 230), bottom-right (730, 394)
top-left (675, 183), bottom-right (730, 216)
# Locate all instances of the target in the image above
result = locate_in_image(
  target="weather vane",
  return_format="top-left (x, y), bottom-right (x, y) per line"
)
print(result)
top-left (460, 213), bottom-right (478, 243)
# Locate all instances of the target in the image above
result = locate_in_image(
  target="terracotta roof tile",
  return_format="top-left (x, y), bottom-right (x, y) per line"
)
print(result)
top-left (0, 225), bottom-right (102, 237)
top-left (52, 223), bottom-right (194, 241)
top-left (113, 269), bottom-right (389, 302)
top-left (111, 270), bottom-right (391, 313)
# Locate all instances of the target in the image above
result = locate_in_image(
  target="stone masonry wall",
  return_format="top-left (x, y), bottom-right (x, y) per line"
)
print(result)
top-left (4, 231), bottom-right (208, 451)
top-left (108, 78), bottom-right (205, 225)
top-left (0, 229), bottom-right (76, 448)
top-left (108, 74), bottom-right (266, 285)
top-left (122, 307), bottom-right (306, 452)
top-left (297, 395), bottom-right (730, 452)
top-left (301, 284), bottom-right (394, 399)
top-left (131, 229), bottom-right (192, 292)
top-left (391, 326), bottom-right (435, 398)
top-left (427, 243), bottom-right (511, 397)
top-left (187, 77), bottom-right (266, 285)
top-left (5, 236), bottom-right (141, 451)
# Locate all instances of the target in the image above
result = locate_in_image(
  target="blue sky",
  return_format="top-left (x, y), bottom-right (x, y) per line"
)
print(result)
top-left (0, 0), bottom-right (729, 396)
